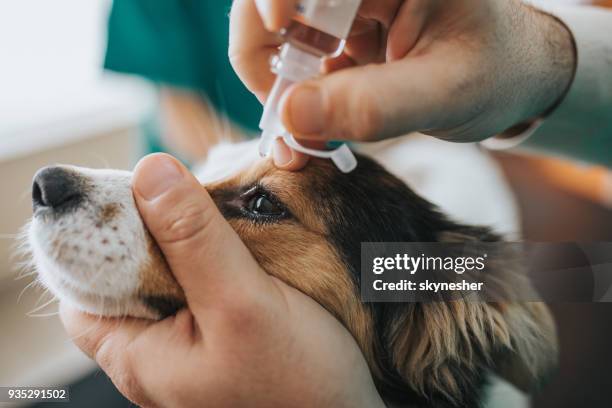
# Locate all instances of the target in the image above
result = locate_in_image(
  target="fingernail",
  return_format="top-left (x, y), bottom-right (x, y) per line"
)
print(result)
top-left (135, 155), bottom-right (184, 201)
top-left (286, 86), bottom-right (325, 136)
top-left (273, 139), bottom-right (294, 167)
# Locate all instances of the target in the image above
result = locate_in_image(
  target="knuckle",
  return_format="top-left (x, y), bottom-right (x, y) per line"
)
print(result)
top-left (94, 338), bottom-right (147, 405)
top-left (351, 87), bottom-right (383, 141)
top-left (93, 335), bottom-right (116, 371)
top-left (158, 200), bottom-right (213, 245)
top-left (325, 69), bottom-right (383, 141)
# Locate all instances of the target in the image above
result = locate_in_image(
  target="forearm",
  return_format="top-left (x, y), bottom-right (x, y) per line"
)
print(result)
top-left (520, 4), bottom-right (612, 166)
top-left (520, 3), bottom-right (576, 125)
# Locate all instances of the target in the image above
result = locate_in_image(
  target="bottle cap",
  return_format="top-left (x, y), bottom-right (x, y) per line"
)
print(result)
top-left (283, 134), bottom-right (357, 173)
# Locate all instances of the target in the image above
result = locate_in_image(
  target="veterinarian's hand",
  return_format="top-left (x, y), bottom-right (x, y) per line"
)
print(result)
top-left (60, 153), bottom-right (384, 408)
top-left (229, 0), bottom-right (575, 163)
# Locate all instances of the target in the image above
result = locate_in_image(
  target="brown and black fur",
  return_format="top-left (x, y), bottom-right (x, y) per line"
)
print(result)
top-left (146, 153), bottom-right (557, 407)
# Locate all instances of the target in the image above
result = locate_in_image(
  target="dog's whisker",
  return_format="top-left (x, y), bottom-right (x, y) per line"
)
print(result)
top-left (17, 280), bottom-right (38, 303)
top-left (26, 296), bottom-right (58, 316)
top-left (14, 266), bottom-right (37, 281)
top-left (32, 288), bottom-right (53, 309)
top-left (13, 258), bottom-right (37, 279)
top-left (27, 310), bottom-right (61, 318)
top-left (32, 289), bottom-right (55, 307)
top-left (14, 271), bottom-right (37, 281)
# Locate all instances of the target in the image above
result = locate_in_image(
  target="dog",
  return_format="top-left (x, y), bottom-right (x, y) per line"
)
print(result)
top-left (24, 147), bottom-right (556, 407)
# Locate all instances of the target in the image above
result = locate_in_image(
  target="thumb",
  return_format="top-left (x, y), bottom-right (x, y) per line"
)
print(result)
top-left (132, 153), bottom-right (273, 314)
top-left (279, 58), bottom-right (456, 142)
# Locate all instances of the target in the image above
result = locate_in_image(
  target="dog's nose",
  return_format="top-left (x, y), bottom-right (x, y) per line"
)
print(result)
top-left (32, 166), bottom-right (84, 212)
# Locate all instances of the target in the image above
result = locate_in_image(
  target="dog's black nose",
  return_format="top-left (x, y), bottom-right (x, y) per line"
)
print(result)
top-left (32, 167), bottom-right (84, 212)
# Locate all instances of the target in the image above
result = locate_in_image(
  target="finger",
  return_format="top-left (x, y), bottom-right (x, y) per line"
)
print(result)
top-left (343, 21), bottom-right (386, 65)
top-left (279, 56), bottom-right (458, 141)
top-left (271, 138), bottom-right (328, 171)
top-left (323, 53), bottom-right (357, 74)
top-left (324, 0), bottom-right (402, 65)
top-left (272, 138), bottom-right (310, 170)
top-left (131, 154), bottom-right (275, 315)
top-left (229, 0), bottom-right (283, 101)
top-left (60, 304), bottom-right (151, 360)
top-left (254, 0), bottom-right (299, 31)
top-left (359, 0), bottom-right (403, 29)
top-left (342, 0), bottom-right (401, 65)
top-left (59, 303), bottom-right (155, 406)
top-left (386, 0), bottom-right (431, 61)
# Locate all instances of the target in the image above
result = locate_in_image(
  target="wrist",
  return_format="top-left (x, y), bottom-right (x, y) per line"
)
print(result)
top-left (523, 5), bottom-right (577, 121)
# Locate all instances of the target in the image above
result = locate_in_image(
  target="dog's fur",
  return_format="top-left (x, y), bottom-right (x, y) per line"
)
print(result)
top-left (25, 153), bottom-right (556, 407)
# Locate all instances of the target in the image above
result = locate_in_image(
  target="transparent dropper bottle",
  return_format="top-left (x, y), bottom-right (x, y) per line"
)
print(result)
top-left (259, 0), bottom-right (361, 173)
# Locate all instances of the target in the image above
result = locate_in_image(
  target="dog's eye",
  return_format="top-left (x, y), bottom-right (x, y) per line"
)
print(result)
top-left (245, 194), bottom-right (285, 218)
top-left (240, 186), bottom-right (289, 223)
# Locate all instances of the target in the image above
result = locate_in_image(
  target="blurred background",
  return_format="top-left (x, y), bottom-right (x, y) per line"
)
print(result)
top-left (0, 1), bottom-right (149, 407)
top-left (0, 0), bottom-right (611, 407)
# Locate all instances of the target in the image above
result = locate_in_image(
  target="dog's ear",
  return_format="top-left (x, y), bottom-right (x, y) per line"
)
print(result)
top-left (375, 228), bottom-right (558, 405)
top-left (439, 228), bottom-right (559, 393)
top-left (489, 301), bottom-right (558, 392)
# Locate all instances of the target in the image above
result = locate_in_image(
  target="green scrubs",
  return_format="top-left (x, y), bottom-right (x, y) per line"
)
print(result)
top-left (104, 0), bottom-right (262, 152)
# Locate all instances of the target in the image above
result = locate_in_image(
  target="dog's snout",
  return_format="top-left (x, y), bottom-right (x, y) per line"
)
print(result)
top-left (32, 167), bottom-right (84, 212)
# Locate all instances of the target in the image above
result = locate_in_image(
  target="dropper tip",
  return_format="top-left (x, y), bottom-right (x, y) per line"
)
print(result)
top-left (259, 130), bottom-right (276, 157)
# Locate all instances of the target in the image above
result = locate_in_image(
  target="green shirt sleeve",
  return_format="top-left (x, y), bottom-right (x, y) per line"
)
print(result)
top-left (104, 0), bottom-right (262, 132)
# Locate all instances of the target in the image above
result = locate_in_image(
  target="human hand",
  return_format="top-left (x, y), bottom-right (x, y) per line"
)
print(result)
top-left (60, 154), bottom-right (385, 408)
top-left (229, 0), bottom-right (576, 162)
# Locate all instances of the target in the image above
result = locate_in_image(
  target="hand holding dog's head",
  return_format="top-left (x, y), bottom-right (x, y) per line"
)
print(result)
top-left (28, 151), bottom-right (557, 406)
top-left (58, 153), bottom-right (385, 408)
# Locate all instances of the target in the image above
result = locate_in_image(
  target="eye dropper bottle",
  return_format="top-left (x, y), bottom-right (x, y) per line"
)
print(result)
top-left (258, 0), bottom-right (362, 173)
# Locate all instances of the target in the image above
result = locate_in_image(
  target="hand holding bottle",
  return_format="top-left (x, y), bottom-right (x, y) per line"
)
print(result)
top-left (229, 0), bottom-right (576, 168)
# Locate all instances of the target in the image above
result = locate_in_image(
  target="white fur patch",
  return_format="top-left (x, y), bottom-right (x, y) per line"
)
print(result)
top-left (26, 166), bottom-right (154, 318)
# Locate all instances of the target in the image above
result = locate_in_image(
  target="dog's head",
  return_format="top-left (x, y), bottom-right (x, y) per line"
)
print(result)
top-left (25, 154), bottom-right (556, 406)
